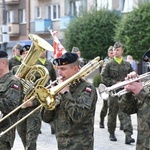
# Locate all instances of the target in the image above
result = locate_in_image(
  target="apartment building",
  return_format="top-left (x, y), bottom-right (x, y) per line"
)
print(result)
top-left (0, 0), bottom-right (146, 53)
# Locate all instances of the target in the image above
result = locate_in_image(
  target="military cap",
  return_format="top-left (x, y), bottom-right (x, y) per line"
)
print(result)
top-left (72, 47), bottom-right (80, 52)
top-left (113, 42), bottom-right (123, 49)
top-left (142, 48), bottom-right (150, 62)
top-left (0, 50), bottom-right (8, 58)
top-left (12, 43), bottom-right (22, 50)
top-left (53, 52), bottom-right (78, 66)
top-left (108, 46), bottom-right (113, 52)
top-left (20, 45), bottom-right (30, 55)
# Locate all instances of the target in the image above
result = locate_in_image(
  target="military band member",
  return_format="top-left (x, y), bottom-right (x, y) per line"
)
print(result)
top-left (99, 46), bottom-right (114, 128)
top-left (101, 42), bottom-right (135, 144)
top-left (36, 51), bottom-right (57, 134)
top-left (119, 49), bottom-right (150, 150)
top-left (0, 51), bottom-right (23, 150)
top-left (41, 52), bottom-right (97, 150)
top-left (9, 43), bottom-right (22, 70)
top-left (11, 45), bottom-right (41, 150)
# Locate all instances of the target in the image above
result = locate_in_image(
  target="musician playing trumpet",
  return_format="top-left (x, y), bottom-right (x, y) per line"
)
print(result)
top-left (41, 52), bottom-right (98, 150)
top-left (119, 49), bottom-right (150, 150)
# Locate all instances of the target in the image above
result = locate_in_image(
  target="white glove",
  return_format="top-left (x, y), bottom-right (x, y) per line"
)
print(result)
top-left (0, 111), bottom-right (3, 119)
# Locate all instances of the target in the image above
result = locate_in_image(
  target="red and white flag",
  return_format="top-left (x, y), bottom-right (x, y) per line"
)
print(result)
top-left (48, 29), bottom-right (67, 58)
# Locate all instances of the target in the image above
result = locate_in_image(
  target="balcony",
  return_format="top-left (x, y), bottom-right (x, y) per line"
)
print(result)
top-left (60, 16), bottom-right (75, 30)
top-left (30, 19), bottom-right (52, 33)
top-left (5, 0), bottom-right (20, 5)
top-left (8, 23), bottom-right (19, 36)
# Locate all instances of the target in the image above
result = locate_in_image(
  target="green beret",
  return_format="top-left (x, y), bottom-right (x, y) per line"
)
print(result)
top-left (53, 52), bottom-right (78, 66)
top-left (20, 45), bottom-right (30, 55)
top-left (0, 50), bottom-right (8, 58)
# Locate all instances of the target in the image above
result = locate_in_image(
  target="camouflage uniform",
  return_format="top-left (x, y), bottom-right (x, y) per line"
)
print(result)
top-left (36, 59), bottom-right (56, 82)
top-left (41, 79), bottom-right (97, 150)
top-left (119, 87), bottom-right (150, 150)
top-left (0, 72), bottom-right (23, 150)
top-left (9, 56), bottom-right (22, 70)
top-left (99, 57), bottom-right (111, 127)
top-left (101, 58), bottom-right (134, 137)
top-left (36, 59), bottom-right (57, 134)
top-left (11, 65), bottom-right (42, 150)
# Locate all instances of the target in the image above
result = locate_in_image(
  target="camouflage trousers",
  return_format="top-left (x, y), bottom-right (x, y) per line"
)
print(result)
top-left (17, 114), bottom-right (41, 150)
top-left (100, 100), bottom-right (108, 123)
top-left (0, 140), bottom-right (11, 150)
top-left (107, 96), bottom-right (133, 135)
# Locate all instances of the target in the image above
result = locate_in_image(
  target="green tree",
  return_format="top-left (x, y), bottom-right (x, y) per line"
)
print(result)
top-left (114, 2), bottom-right (150, 60)
top-left (64, 9), bottom-right (120, 60)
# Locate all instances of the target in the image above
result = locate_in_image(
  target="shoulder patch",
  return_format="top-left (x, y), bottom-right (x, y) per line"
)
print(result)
top-left (85, 87), bottom-right (92, 93)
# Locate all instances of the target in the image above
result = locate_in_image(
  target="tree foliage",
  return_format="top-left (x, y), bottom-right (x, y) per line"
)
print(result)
top-left (114, 2), bottom-right (150, 60)
top-left (64, 9), bottom-right (120, 60)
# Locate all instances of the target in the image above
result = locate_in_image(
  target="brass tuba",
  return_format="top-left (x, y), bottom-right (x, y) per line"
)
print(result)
top-left (15, 34), bottom-right (53, 98)
top-left (0, 34), bottom-right (52, 125)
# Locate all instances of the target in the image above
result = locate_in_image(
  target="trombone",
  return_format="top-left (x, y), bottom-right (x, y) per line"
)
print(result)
top-left (99, 72), bottom-right (150, 99)
top-left (0, 56), bottom-right (104, 137)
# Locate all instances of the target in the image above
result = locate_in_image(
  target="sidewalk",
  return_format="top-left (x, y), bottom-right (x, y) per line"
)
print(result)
top-left (12, 88), bottom-right (137, 150)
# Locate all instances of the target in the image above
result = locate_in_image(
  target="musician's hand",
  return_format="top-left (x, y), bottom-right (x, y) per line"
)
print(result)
top-left (22, 98), bottom-right (33, 108)
top-left (60, 86), bottom-right (69, 94)
top-left (125, 71), bottom-right (138, 80)
top-left (124, 81), bottom-right (143, 95)
top-left (15, 75), bottom-right (21, 79)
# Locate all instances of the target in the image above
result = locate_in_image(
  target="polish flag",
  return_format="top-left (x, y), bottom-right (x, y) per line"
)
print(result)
top-left (48, 29), bottom-right (67, 58)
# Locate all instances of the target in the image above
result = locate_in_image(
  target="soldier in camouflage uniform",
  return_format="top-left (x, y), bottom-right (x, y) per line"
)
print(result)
top-left (119, 69), bottom-right (150, 150)
top-left (9, 43), bottom-right (22, 70)
top-left (119, 49), bottom-right (150, 150)
top-left (41, 52), bottom-right (97, 150)
top-left (99, 46), bottom-right (114, 128)
top-left (0, 51), bottom-right (23, 150)
top-left (11, 45), bottom-right (42, 150)
top-left (72, 47), bottom-right (84, 67)
top-left (101, 42), bottom-right (135, 144)
top-left (36, 51), bottom-right (56, 134)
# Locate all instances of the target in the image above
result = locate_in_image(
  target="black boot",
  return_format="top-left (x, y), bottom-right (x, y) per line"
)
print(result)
top-left (109, 132), bottom-right (117, 141)
top-left (125, 135), bottom-right (135, 144)
top-left (120, 123), bottom-right (123, 130)
top-left (99, 122), bottom-right (104, 128)
top-left (51, 127), bottom-right (55, 135)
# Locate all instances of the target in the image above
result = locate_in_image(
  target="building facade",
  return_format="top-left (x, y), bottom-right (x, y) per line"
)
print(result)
top-left (0, 0), bottom-right (148, 53)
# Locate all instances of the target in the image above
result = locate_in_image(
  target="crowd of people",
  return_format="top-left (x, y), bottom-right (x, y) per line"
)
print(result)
top-left (0, 42), bottom-right (149, 150)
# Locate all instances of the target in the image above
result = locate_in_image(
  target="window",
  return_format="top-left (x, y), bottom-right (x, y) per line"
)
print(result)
top-left (122, 0), bottom-right (133, 13)
top-left (7, 11), bottom-right (14, 23)
top-left (97, 0), bottom-right (112, 10)
top-left (19, 9), bottom-right (26, 23)
top-left (47, 5), bottom-right (60, 20)
top-left (69, 0), bottom-right (81, 16)
top-left (35, 7), bottom-right (41, 19)
top-left (120, 0), bottom-right (125, 11)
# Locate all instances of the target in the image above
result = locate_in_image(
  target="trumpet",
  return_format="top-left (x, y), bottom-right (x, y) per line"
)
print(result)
top-left (0, 56), bottom-right (103, 137)
top-left (99, 72), bottom-right (150, 99)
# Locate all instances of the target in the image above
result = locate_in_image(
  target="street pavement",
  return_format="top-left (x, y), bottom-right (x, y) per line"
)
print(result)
top-left (12, 70), bottom-right (137, 150)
